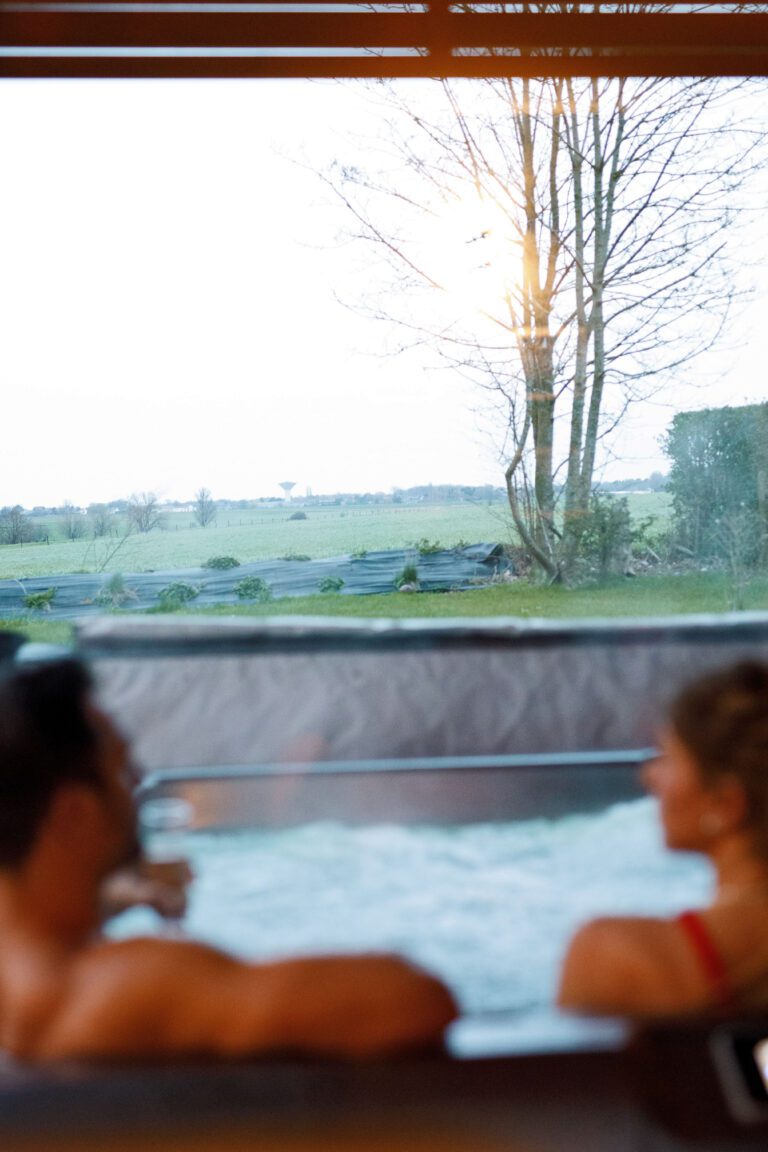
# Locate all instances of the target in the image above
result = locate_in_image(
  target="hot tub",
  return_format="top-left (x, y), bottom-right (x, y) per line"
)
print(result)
top-left (5, 613), bottom-right (768, 1151)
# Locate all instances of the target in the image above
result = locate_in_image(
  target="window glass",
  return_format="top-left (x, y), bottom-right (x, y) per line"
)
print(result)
top-left (1, 77), bottom-right (767, 632)
top-left (5, 75), bottom-right (768, 1038)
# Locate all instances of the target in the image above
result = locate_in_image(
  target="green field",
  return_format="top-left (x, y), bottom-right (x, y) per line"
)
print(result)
top-left (0, 494), bottom-right (671, 581)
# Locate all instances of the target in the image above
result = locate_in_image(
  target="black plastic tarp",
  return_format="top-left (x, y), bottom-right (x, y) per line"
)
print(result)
top-left (0, 544), bottom-right (507, 621)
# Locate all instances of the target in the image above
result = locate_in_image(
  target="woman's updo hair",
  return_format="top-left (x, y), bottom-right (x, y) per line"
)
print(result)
top-left (670, 661), bottom-right (768, 856)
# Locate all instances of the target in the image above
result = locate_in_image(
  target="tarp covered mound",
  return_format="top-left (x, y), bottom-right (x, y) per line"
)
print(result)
top-left (0, 544), bottom-right (507, 621)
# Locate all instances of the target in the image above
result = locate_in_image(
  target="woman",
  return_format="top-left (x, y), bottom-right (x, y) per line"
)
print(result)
top-left (558, 660), bottom-right (768, 1016)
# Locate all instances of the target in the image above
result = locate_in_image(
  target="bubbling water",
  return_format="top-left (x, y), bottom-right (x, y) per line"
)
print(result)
top-left (109, 797), bottom-right (711, 1015)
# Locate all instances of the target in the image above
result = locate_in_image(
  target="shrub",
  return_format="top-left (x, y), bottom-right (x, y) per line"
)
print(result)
top-left (318, 576), bottom-right (344, 593)
top-left (158, 581), bottom-right (201, 606)
top-left (350, 547), bottom-right (368, 560)
top-left (23, 587), bottom-right (56, 611)
top-left (665, 403), bottom-right (768, 562)
top-left (234, 576), bottom-right (272, 601)
top-left (279, 551), bottom-right (311, 562)
top-left (416, 538), bottom-right (442, 555)
top-left (577, 493), bottom-right (633, 577)
top-left (394, 562), bottom-right (419, 590)
top-left (95, 572), bottom-right (138, 608)
top-left (629, 514), bottom-right (673, 564)
top-left (202, 555), bottom-right (240, 570)
top-left (288, 511), bottom-right (308, 521)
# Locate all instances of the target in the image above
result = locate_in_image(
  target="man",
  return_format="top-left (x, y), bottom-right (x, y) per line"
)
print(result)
top-left (0, 658), bottom-right (456, 1062)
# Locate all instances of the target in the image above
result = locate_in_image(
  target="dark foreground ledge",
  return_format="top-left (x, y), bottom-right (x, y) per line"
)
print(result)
top-left (0, 1038), bottom-right (636, 1152)
top-left (2, 1015), bottom-right (768, 1152)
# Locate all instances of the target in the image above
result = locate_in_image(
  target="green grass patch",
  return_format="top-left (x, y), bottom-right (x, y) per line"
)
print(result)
top-left (0, 618), bottom-right (74, 646)
top-left (151, 571), bottom-right (768, 621)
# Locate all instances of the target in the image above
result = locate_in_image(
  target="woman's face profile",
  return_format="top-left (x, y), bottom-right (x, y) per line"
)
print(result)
top-left (642, 729), bottom-right (721, 853)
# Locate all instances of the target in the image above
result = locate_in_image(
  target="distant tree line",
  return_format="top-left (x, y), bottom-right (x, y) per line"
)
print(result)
top-left (392, 484), bottom-right (505, 503)
top-left (596, 474), bottom-right (668, 494)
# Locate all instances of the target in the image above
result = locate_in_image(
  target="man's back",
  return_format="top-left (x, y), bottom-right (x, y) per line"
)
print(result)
top-left (0, 927), bottom-right (456, 1062)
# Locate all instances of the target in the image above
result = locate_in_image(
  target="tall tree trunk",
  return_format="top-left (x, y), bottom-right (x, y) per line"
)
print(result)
top-left (562, 77), bottom-right (591, 572)
top-left (577, 78), bottom-right (624, 516)
top-left (515, 77), bottom-right (559, 564)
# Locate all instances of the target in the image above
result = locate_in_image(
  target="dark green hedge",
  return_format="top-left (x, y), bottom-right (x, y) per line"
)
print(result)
top-left (665, 403), bottom-right (768, 563)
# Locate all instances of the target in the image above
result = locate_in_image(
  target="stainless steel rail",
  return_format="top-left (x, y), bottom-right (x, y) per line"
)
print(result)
top-left (138, 749), bottom-right (649, 826)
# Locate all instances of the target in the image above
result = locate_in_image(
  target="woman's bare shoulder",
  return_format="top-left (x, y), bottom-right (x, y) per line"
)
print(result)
top-left (557, 913), bottom-right (707, 1016)
top-left (564, 913), bottom-right (682, 956)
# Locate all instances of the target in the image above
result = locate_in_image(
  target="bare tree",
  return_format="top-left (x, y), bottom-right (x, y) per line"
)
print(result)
top-left (325, 75), bottom-right (763, 579)
top-left (0, 505), bottom-right (36, 545)
top-left (127, 491), bottom-right (163, 534)
top-left (194, 487), bottom-right (217, 528)
top-left (60, 501), bottom-right (87, 541)
top-left (87, 503), bottom-right (114, 538)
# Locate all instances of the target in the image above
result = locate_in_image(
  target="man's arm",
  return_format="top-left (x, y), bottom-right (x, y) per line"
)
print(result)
top-left (35, 938), bottom-right (458, 1062)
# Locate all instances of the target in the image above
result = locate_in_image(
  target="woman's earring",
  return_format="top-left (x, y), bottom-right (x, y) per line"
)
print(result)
top-left (699, 812), bottom-right (723, 836)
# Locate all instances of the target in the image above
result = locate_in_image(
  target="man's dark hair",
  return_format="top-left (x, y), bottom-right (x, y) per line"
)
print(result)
top-left (0, 658), bottom-right (102, 867)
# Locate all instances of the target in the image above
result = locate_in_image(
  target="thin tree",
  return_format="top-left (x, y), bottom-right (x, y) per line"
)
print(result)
top-left (127, 491), bottom-right (163, 534)
top-left (325, 75), bottom-right (763, 579)
top-left (0, 505), bottom-right (36, 545)
top-left (194, 487), bottom-right (217, 528)
top-left (87, 503), bottom-right (114, 538)
top-left (60, 501), bottom-right (87, 541)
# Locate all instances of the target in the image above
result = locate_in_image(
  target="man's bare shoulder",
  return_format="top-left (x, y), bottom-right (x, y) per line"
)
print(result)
top-left (34, 935), bottom-right (246, 1059)
top-left (78, 934), bottom-right (234, 978)
top-left (31, 940), bottom-right (456, 1063)
top-left (63, 933), bottom-right (242, 1006)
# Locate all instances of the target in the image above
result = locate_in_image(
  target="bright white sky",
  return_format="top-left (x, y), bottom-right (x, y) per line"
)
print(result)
top-left (1, 78), bottom-right (767, 508)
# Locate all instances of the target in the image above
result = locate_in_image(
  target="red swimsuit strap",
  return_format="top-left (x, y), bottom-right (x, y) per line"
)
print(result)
top-left (677, 910), bottom-right (733, 1008)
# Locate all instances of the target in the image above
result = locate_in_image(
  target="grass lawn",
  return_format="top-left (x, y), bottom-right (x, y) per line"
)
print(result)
top-left (178, 570), bottom-right (768, 618)
top-left (2, 568), bottom-right (764, 649)
top-left (0, 618), bottom-right (74, 646)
